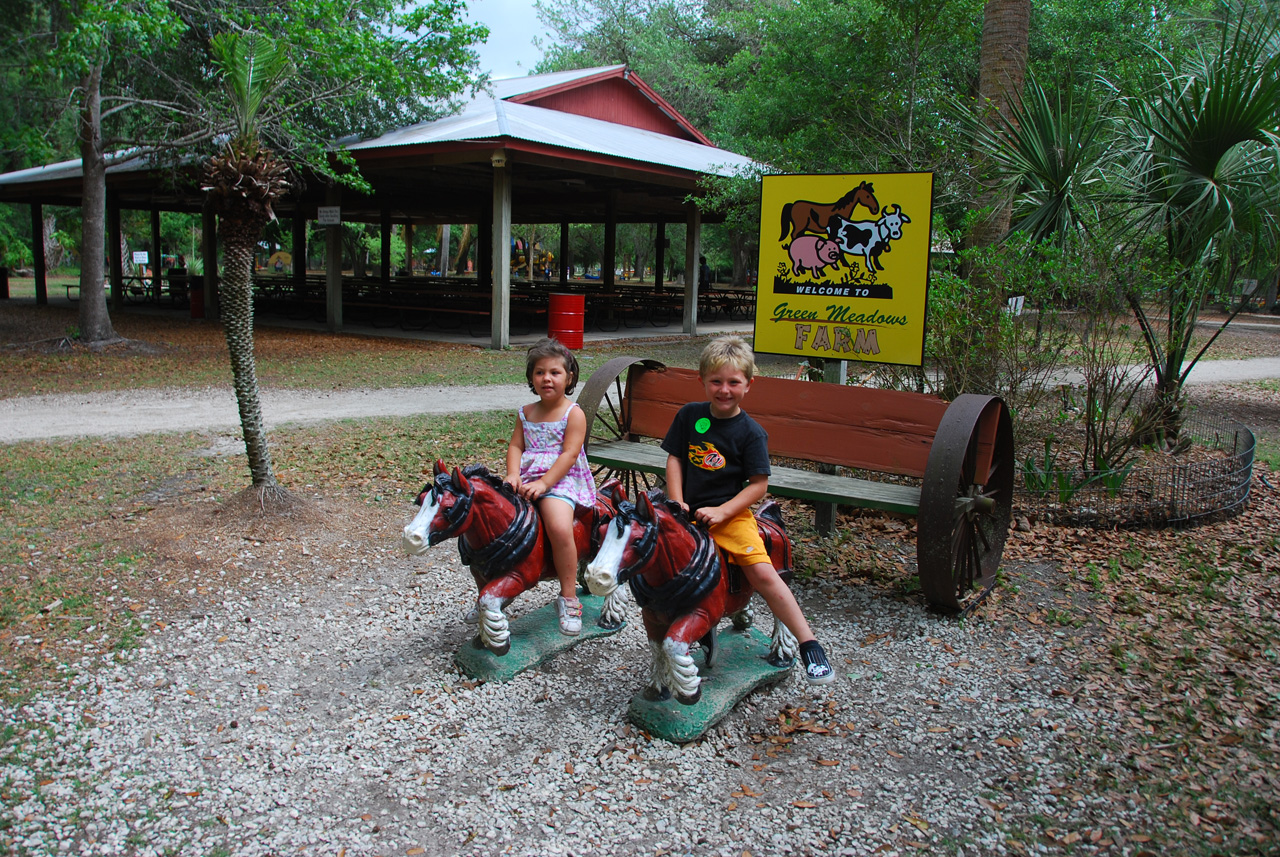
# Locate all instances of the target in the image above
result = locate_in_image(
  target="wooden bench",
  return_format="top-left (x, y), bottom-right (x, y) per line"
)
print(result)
top-left (578, 357), bottom-right (1014, 612)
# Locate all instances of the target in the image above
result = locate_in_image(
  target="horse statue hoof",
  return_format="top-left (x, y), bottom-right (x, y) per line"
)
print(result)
top-left (765, 652), bottom-right (794, 669)
top-left (596, 614), bottom-right (624, 631)
top-left (642, 686), bottom-right (672, 702)
top-left (488, 639), bottom-right (511, 657)
top-left (676, 687), bottom-right (702, 706)
top-left (472, 633), bottom-right (511, 656)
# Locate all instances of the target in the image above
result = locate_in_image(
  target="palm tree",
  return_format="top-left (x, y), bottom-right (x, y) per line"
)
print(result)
top-left (968, 1), bottom-right (1280, 440)
top-left (1117, 2), bottom-right (1280, 436)
top-left (202, 31), bottom-right (292, 492)
top-left (965, 74), bottom-right (1111, 248)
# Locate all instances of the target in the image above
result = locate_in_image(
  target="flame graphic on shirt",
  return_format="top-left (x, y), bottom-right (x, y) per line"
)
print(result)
top-left (688, 442), bottom-right (726, 471)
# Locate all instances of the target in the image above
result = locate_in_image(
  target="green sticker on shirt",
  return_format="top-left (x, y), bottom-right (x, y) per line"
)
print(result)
top-left (695, 417), bottom-right (711, 433)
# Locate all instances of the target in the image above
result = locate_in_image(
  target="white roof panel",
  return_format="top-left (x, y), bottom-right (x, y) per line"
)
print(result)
top-left (349, 96), bottom-right (755, 178)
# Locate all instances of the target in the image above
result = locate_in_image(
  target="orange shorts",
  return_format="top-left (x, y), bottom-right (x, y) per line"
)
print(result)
top-left (708, 509), bottom-right (769, 567)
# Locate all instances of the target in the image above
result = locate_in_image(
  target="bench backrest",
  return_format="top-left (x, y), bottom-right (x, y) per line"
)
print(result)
top-left (623, 365), bottom-right (950, 479)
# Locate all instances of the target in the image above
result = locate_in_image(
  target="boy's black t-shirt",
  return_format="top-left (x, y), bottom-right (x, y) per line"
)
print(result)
top-left (661, 402), bottom-right (771, 509)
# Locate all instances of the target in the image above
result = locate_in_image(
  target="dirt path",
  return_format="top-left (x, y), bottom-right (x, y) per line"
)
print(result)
top-left (0, 383), bottom-right (534, 443)
top-left (4, 357), bottom-right (1280, 444)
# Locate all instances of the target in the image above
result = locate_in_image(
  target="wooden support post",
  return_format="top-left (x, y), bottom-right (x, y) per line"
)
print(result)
top-left (490, 152), bottom-right (512, 350)
top-left (380, 205), bottom-right (391, 286)
top-left (107, 194), bottom-right (124, 312)
top-left (654, 222), bottom-right (666, 293)
top-left (604, 194), bottom-right (617, 290)
top-left (150, 207), bottom-right (161, 298)
top-left (201, 201), bottom-right (218, 317)
top-left (815, 359), bottom-right (849, 535)
top-left (30, 202), bottom-right (47, 305)
top-left (403, 221), bottom-right (414, 276)
top-left (439, 224), bottom-right (450, 277)
top-left (325, 185), bottom-right (342, 331)
top-left (560, 220), bottom-right (570, 286)
top-left (683, 204), bottom-right (701, 335)
top-left (292, 214), bottom-right (306, 292)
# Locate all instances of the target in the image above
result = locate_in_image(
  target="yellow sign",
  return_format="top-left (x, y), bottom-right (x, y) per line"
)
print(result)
top-left (753, 172), bottom-right (934, 366)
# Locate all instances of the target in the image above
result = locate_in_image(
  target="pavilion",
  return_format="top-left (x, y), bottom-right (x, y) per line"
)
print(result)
top-left (0, 65), bottom-right (757, 349)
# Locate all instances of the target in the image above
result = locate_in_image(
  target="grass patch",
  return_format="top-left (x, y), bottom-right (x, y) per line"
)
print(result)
top-left (0, 301), bottom-right (738, 397)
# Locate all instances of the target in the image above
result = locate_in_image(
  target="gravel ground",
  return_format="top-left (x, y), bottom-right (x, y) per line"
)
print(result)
top-left (1, 525), bottom-right (1139, 857)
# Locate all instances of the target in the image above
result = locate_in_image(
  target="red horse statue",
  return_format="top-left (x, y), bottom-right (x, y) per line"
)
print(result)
top-left (403, 461), bottom-right (625, 655)
top-left (585, 489), bottom-right (799, 705)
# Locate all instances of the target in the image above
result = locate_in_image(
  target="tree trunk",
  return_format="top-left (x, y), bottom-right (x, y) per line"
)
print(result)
top-left (967, 0), bottom-right (1031, 251)
top-left (453, 224), bottom-right (473, 274)
top-left (77, 63), bottom-right (117, 343)
top-left (43, 214), bottom-right (62, 269)
top-left (730, 230), bottom-right (752, 288)
top-left (219, 216), bottom-right (277, 487)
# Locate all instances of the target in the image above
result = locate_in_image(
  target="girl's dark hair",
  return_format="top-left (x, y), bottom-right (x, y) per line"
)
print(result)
top-left (525, 337), bottom-right (580, 394)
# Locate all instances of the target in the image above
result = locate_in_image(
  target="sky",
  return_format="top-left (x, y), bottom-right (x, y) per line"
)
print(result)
top-left (465, 0), bottom-right (555, 79)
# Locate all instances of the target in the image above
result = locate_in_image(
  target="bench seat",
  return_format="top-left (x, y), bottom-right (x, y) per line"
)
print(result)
top-left (588, 439), bottom-right (924, 515)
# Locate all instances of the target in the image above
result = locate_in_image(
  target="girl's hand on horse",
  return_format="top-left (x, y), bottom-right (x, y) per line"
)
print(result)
top-left (520, 479), bottom-right (549, 500)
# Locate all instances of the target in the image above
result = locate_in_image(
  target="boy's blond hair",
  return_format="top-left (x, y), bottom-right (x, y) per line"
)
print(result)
top-left (699, 335), bottom-right (757, 380)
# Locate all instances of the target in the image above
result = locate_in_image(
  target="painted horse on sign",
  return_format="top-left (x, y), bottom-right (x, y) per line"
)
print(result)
top-left (586, 489), bottom-right (799, 705)
top-left (403, 461), bottom-right (625, 655)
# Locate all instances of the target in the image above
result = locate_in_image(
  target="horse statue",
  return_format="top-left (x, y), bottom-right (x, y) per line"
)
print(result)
top-left (403, 461), bottom-right (626, 655)
top-left (779, 180), bottom-right (879, 244)
top-left (585, 488), bottom-right (799, 705)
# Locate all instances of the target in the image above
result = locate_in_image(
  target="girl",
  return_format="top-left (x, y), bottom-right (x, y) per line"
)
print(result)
top-left (504, 338), bottom-right (596, 635)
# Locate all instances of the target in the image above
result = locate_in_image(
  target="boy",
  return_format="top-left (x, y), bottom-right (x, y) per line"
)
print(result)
top-left (661, 336), bottom-right (836, 685)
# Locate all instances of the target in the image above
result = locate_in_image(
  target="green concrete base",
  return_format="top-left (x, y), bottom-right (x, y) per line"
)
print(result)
top-left (628, 627), bottom-right (794, 744)
top-left (454, 593), bottom-right (624, 682)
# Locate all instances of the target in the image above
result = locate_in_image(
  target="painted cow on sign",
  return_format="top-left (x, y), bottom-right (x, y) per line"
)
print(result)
top-left (828, 203), bottom-right (911, 273)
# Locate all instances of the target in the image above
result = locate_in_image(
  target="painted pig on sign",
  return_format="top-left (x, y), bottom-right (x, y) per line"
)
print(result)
top-left (788, 236), bottom-right (842, 278)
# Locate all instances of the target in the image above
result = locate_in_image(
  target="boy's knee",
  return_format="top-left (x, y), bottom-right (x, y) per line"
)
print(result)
top-left (742, 561), bottom-right (780, 587)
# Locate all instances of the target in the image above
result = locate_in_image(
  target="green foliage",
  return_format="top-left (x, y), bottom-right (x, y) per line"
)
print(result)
top-left (892, 230), bottom-right (1072, 420)
top-left (970, 1), bottom-right (1280, 442)
top-left (963, 73), bottom-right (1111, 245)
top-left (210, 31), bottom-right (292, 143)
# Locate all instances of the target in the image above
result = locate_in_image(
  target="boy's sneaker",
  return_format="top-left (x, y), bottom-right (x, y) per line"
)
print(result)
top-left (556, 596), bottom-right (583, 636)
top-left (800, 641), bottom-right (836, 686)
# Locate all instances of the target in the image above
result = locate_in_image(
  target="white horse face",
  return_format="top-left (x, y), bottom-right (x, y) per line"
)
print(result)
top-left (402, 490), bottom-right (441, 556)
top-left (585, 519), bottom-right (628, 596)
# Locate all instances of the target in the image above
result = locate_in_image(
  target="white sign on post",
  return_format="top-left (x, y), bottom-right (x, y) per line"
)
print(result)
top-left (132, 251), bottom-right (149, 265)
top-left (317, 206), bottom-right (342, 226)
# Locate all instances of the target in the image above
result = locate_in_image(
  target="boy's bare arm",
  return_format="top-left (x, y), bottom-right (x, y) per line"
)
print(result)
top-left (693, 474), bottom-right (768, 527)
top-left (665, 454), bottom-right (686, 508)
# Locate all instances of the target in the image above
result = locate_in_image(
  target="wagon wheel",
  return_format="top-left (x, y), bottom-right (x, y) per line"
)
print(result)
top-left (578, 356), bottom-right (666, 501)
top-left (917, 395), bottom-right (1014, 613)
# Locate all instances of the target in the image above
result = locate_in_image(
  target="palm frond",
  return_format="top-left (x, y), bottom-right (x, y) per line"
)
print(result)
top-left (211, 31), bottom-right (292, 140)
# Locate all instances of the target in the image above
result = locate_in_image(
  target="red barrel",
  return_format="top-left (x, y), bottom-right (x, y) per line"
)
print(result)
top-left (548, 292), bottom-right (585, 349)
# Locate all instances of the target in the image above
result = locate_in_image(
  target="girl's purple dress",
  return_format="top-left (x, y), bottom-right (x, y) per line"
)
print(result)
top-left (518, 403), bottom-right (597, 507)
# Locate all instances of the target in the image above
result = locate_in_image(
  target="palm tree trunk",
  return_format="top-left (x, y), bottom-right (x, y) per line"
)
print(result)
top-left (219, 219), bottom-right (277, 487)
top-left (967, 0), bottom-right (1031, 251)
